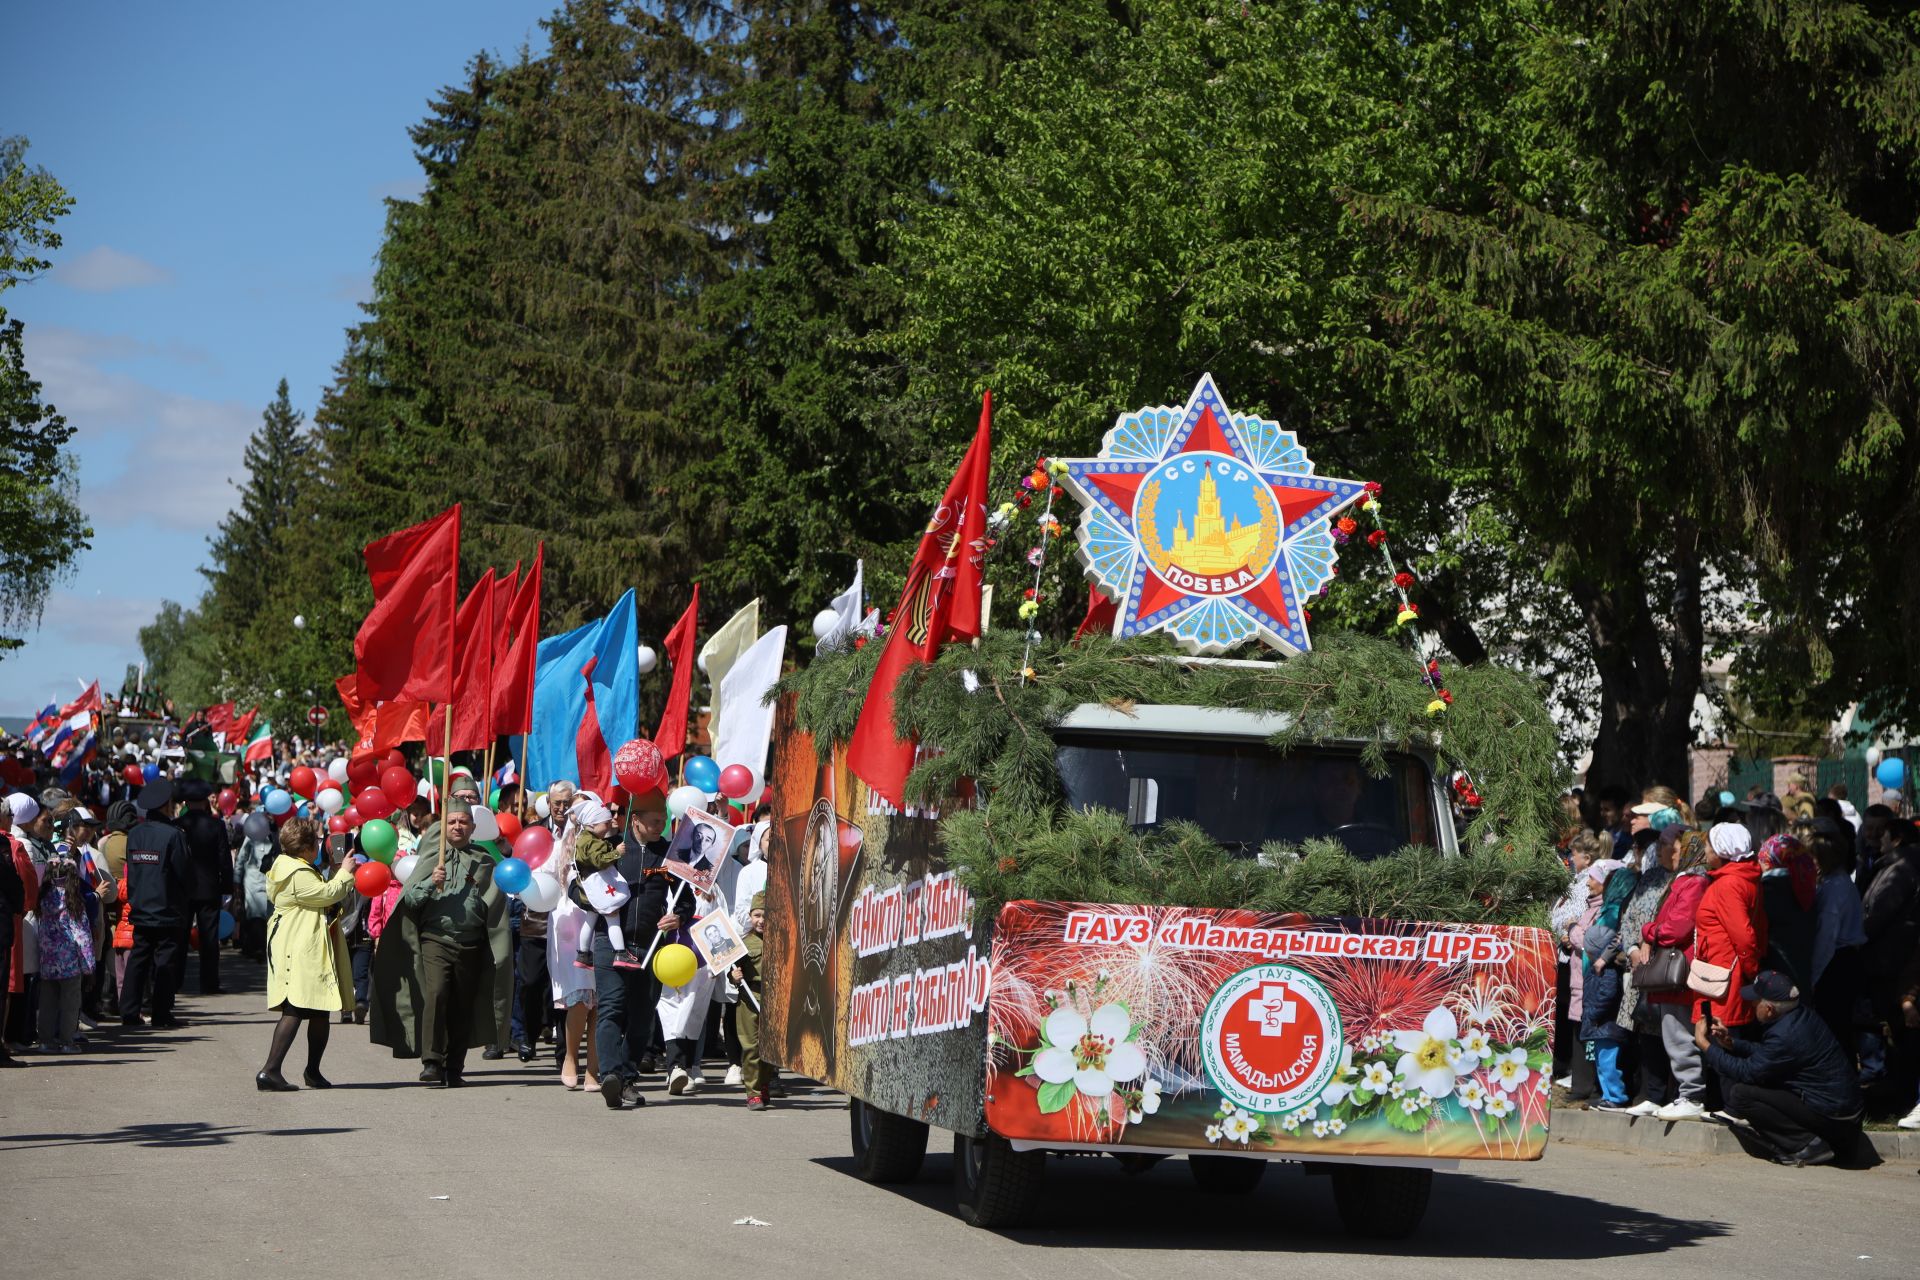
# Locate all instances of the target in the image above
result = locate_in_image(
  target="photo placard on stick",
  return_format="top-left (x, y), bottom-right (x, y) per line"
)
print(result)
top-left (691, 906), bottom-right (749, 975)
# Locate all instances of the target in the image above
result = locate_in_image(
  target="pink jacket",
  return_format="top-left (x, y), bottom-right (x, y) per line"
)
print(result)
top-left (1567, 896), bottom-right (1603, 1021)
top-left (366, 881), bottom-right (403, 939)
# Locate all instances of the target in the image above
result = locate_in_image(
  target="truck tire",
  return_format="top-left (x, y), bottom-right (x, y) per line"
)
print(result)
top-left (953, 1132), bottom-right (1046, 1228)
top-left (1188, 1154), bottom-right (1266, 1194)
top-left (1330, 1165), bottom-right (1432, 1239)
top-left (849, 1098), bottom-right (929, 1183)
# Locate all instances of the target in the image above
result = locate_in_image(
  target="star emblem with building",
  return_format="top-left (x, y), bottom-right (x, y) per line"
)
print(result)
top-left (1056, 374), bottom-right (1369, 655)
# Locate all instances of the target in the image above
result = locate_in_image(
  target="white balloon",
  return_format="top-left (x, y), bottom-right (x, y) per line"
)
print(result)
top-left (1867, 746), bottom-right (1884, 768)
top-left (667, 784), bottom-right (705, 821)
top-left (417, 777), bottom-right (434, 798)
top-left (293, 614), bottom-right (306, 630)
top-left (471, 805), bottom-right (500, 843)
top-left (521, 871), bottom-right (563, 913)
top-left (328, 758), bottom-right (350, 784)
top-left (392, 854), bottom-right (420, 884)
top-left (316, 788), bottom-right (345, 815)
top-left (535, 794), bottom-right (551, 819)
top-left (636, 644), bottom-right (658, 676)
top-left (812, 608), bottom-right (842, 641)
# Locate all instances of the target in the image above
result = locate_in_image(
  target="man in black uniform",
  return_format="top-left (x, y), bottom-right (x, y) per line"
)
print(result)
top-left (176, 779), bottom-right (231, 996)
top-left (122, 778), bottom-right (190, 1028)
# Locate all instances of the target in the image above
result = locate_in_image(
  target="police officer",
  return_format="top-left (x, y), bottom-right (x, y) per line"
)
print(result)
top-left (121, 777), bottom-right (190, 1029)
top-left (176, 779), bottom-right (231, 996)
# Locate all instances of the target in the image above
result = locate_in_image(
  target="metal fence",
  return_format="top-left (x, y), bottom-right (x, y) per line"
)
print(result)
top-left (1726, 748), bottom-right (1912, 811)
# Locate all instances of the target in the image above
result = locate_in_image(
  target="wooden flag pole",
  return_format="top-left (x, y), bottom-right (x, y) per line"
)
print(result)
top-left (439, 702), bottom-right (454, 820)
top-left (516, 733), bottom-right (529, 819)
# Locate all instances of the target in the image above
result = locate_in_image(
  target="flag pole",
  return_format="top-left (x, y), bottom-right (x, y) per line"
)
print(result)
top-left (439, 702), bottom-right (453, 820)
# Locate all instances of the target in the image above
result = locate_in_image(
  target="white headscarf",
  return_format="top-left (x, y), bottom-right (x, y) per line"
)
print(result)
top-left (1709, 822), bottom-right (1755, 861)
top-left (7, 793), bottom-right (40, 824)
top-left (575, 799), bottom-right (613, 828)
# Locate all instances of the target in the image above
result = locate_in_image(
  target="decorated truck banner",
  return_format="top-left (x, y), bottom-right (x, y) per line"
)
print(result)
top-left (760, 696), bottom-right (991, 1135)
top-left (985, 902), bottom-right (1556, 1161)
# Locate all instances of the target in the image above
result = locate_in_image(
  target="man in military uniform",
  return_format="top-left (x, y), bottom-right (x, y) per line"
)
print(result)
top-left (121, 778), bottom-right (190, 1028)
top-left (176, 779), bottom-right (232, 995)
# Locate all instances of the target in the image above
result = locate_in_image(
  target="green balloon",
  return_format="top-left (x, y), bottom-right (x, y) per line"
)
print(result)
top-left (489, 787), bottom-right (503, 810)
top-left (427, 758), bottom-right (448, 785)
top-left (476, 838), bottom-right (502, 863)
top-left (361, 819), bottom-right (399, 863)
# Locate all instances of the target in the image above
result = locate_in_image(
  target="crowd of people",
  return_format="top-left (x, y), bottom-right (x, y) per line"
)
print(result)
top-left (0, 734), bottom-right (777, 1112)
top-left (1551, 778), bottom-right (1920, 1166)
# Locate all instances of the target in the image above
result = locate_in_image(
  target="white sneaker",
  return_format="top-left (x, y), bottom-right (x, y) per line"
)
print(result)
top-left (685, 1075), bottom-right (702, 1095)
top-left (1897, 1101), bottom-right (1920, 1131)
top-left (1655, 1098), bottom-right (1707, 1122)
top-left (724, 1064), bottom-right (744, 1086)
top-left (1553, 1076), bottom-right (1572, 1089)
top-left (1624, 1100), bottom-right (1662, 1117)
top-left (667, 1066), bottom-right (690, 1095)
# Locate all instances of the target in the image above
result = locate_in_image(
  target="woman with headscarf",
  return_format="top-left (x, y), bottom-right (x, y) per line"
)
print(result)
top-left (1638, 829), bottom-right (1715, 1119)
top-left (1759, 830), bottom-right (1819, 990)
top-left (1614, 824), bottom-right (1684, 1113)
top-left (1693, 822), bottom-right (1770, 1054)
top-left (1580, 860), bottom-right (1639, 1108)
top-left (230, 810), bottom-right (277, 963)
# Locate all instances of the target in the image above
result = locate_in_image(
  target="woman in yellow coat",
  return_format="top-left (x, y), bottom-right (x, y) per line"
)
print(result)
top-left (257, 818), bottom-right (357, 1092)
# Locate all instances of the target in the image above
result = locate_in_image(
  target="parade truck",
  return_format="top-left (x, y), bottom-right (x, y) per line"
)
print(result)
top-left (757, 377), bottom-right (1567, 1237)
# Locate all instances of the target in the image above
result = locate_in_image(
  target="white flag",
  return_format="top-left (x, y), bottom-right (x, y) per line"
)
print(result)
top-left (824, 560), bottom-right (863, 648)
top-left (698, 598), bottom-right (761, 730)
top-left (711, 625), bottom-right (787, 784)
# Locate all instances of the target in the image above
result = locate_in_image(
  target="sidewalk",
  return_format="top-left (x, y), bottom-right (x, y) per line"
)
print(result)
top-left (1551, 1106), bottom-right (1920, 1162)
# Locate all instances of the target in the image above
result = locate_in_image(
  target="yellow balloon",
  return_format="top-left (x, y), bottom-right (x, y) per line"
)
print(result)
top-left (652, 942), bottom-right (699, 989)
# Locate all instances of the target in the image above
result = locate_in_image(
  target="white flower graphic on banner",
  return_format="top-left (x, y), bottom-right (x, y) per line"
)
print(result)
top-left (1033, 1002), bottom-right (1146, 1099)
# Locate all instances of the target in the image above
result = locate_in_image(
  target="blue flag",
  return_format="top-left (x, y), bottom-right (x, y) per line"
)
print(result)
top-left (520, 590), bottom-right (642, 791)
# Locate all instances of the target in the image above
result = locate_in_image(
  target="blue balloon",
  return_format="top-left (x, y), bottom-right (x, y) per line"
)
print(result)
top-left (684, 755), bottom-right (720, 793)
top-left (493, 856), bottom-right (532, 896)
top-left (216, 909), bottom-right (235, 941)
top-left (263, 789), bottom-right (292, 815)
top-left (142, 762), bottom-right (159, 783)
top-left (1876, 757), bottom-right (1907, 791)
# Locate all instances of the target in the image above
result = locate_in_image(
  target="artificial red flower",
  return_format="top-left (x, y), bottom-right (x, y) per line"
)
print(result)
top-left (1364, 481), bottom-right (1383, 495)
top-left (1393, 571), bottom-right (1416, 590)
top-left (1336, 516), bottom-right (1358, 536)
top-left (1366, 529), bottom-right (1387, 547)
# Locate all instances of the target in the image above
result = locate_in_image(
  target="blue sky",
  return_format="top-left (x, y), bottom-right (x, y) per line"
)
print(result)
top-left (2, 1), bottom-right (547, 714)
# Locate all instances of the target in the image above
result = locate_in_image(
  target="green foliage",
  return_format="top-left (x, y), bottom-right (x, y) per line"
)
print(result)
top-left (138, 600), bottom-right (221, 713)
top-left (0, 137), bottom-right (88, 653)
top-left (782, 630), bottom-right (1568, 923)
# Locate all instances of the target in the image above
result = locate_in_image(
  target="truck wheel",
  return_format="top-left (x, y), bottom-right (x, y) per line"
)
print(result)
top-left (953, 1132), bottom-right (1046, 1228)
top-left (1188, 1154), bottom-right (1266, 1194)
top-left (849, 1098), bottom-right (929, 1183)
top-left (1330, 1166), bottom-right (1432, 1239)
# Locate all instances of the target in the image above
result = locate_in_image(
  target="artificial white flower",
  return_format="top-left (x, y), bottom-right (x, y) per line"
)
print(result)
top-left (1033, 1002), bottom-right (1146, 1099)
top-left (1489, 1047), bottom-right (1531, 1094)
top-left (1485, 1094), bottom-right (1515, 1120)
top-left (1458, 1079), bottom-right (1488, 1111)
top-left (1359, 1061), bottom-right (1395, 1095)
top-left (1392, 1005), bottom-right (1473, 1100)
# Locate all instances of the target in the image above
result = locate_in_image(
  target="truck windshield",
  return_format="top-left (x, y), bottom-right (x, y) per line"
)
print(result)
top-left (1052, 732), bottom-right (1436, 860)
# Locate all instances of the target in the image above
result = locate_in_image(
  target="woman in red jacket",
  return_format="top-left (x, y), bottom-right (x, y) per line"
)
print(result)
top-left (1637, 829), bottom-right (1712, 1118)
top-left (1694, 822), bottom-right (1769, 1042)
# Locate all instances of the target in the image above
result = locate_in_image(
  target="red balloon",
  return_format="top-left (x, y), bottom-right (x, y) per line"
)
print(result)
top-left (513, 824), bottom-right (554, 871)
top-left (354, 861), bottom-right (393, 898)
top-left (289, 766), bottom-right (318, 799)
top-left (718, 764), bottom-right (754, 799)
top-left (123, 764), bottom-right (143, 787)
top-left (613, 738), bottom-right (667, 794)
top-left (328, 814), bottom-right (351, 834)
top-left (355, 786), bottom-right (394, 820)
top-left (383, 749), bottom-right (407, 773)
top-left (347, 754), bottom-right (381, 791)
top-left (217, 787), bottom-right (239, 816)
top-left (380, 765), bottom-right (416, 810)
top-left (495, 812), bottom-right (523, 845)
top-left (342, 806), bottom-right (362, 828)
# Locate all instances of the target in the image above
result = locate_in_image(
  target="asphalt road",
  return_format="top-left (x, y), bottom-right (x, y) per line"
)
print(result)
top-left (3, 958), bottom-right (1915, 1279)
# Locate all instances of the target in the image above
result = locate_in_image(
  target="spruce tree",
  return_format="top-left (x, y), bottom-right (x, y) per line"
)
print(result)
top-left (202, 379), bottom-right (310, 639)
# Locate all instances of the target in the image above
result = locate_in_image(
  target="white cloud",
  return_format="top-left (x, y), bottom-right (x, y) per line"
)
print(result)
top-left (25, 325), bottom-right (213, 368)
top-left (37, 588), bottom-right (165, 649)
top-left (370, 176), bottom-right (425, 203)
top-left (50, 245), bottom-right (173, 293)
top-left (23, 328), bottom-right (258, 531)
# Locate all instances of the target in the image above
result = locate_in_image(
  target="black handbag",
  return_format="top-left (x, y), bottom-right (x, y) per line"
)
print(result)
top-left (1634, 944), bottom-right (1691, 993)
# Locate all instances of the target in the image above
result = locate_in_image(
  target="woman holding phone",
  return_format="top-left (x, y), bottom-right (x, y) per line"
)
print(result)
top-left (257, 817), bottom-right (357, 1091)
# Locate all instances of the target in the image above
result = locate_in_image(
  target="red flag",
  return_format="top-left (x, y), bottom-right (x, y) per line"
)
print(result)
top-left (334, 677), bottom-right (370, 739)
top-left (1074, 585), bottom-right (1119, 643)
top-left (651, 584), bottom-right (701, 760)
top-left (846, 393), bottom-right (993, 809)
top-left (428, 568), bottom-right (497, 754)
top-left (491, 545), bottom-right (544, 737)
top-left (354, 505), bottom-right (461, 703)
top-left (227, 706), bottom-right (259, 745)
top-left (203, 702), bottom-right (237, 736)
top-left (576, 656), bottom-right (615, 792)
top-left (60, 681), bottom-right (102, 718)
top-left (364, 701), bottom-right (430, 754)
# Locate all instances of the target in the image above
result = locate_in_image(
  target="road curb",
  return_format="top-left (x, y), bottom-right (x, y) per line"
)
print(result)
top-left (1551, 1106), bottom-right (1920, 1161)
